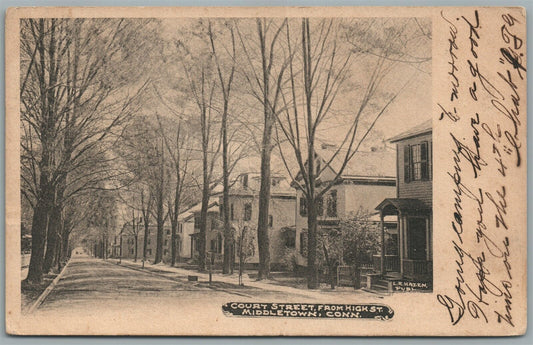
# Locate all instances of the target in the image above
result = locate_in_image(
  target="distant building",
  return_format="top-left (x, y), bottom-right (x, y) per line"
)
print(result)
top-left (223, 173), bottom-right (296, 269)
top-left (375, 119), bottom-right (432, 280)
top-left (293, 144), bottom-right (397, 266)
top-left (188, 173), bottom-right (297, 269)
top-left (188, 198), bottom-right (221, 262)
top-left (177, 209), bottom-right (195, 259)
top-left (119, 221), bottom-right (173, 262)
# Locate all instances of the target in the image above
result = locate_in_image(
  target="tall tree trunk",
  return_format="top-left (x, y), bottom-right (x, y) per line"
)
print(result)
top-left (257, 113), bottom-right (273, 279)
top-left (60, 229), bottom-right (69, 263)
top-left (143, 222), bottom-right (149, 261)
top-left (42, 201), bottom-right (60, 273)
top-left (25, 197), bottom-right (49, 284)
top-left (141, 191), bottom-right (150, 261)
top-left (221, 109), bottom-right (231, 274)
top-left (25, 19), bottom-right (54, 285)
top-left (134, 235), bottom-right (138, 262)
top-left (154, 211), bottom-right (164, 264)
top-left (307, 196), bottom-right (319, 289)
top-left (198, 178), bottom-right (209, 271)
top-left (170, 221), bottom-right (177, 266)
top-left (154, 140), bottom-right (165, 264)
top-left (43, 177), bottom-right (65, 272)
top-left (153, 192), bottom-right (165, 264)
top-left (303, 18), bottom-right (319, 289)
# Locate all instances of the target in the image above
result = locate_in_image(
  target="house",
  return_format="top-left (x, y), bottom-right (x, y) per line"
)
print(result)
top-left (223, 173), bottom-right (296, 269)
top-left (293, 144), bottom-right (397, 265)
top-left (177, 209), bottom-right (195, 259)
top-left (119, 221), bottom-right (173, 262)
top-left (375, 119), bottom-right (432, 281)
top-left (187, 173), bottom-right (297, 269)
top-left (189, 198), bottom-right (222, 261)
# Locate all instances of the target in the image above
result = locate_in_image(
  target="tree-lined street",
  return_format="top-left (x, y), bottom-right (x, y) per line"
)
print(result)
top-left (20, 16), bottom-right (431, 303)
top-left (30, 252), bottom-right (380, 316)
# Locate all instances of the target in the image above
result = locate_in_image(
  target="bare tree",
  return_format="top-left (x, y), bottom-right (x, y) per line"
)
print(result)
top-left (275, 18), bottom-right (430, 289)
top-left (157, 119), bottom-right (194, 266)
top-left (20, 18), bottom-right (154, 283)
top-left (234, 18), bottom-right (291, 279)
top-left (151, 138), bottom-right (168, 264)
top-left (208, 20), bottom-right (237, 274)
top-left (176, 29), bottom-right (223, 271)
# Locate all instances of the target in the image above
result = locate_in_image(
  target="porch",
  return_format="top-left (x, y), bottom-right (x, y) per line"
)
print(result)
top-left (372, 255), bottom-right (432, 280)
top-left (374, 198), bottom-right (432, 280)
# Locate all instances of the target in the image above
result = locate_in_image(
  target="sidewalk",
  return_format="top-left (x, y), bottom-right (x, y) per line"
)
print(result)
top-left (116, 258), bottom-right (378, 300)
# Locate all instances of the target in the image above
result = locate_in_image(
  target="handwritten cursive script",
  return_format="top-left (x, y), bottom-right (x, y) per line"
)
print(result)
top-left (437, 9), bottom-right (525, 327)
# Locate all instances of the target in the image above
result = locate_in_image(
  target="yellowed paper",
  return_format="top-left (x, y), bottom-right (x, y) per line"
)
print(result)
top-left (5, 6), bottom-right (527, 336)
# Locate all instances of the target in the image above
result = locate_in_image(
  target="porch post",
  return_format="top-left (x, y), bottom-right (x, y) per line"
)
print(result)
top-left (426, 216), bottom-right (430, 261)
top-left (399, 211), bottom-right (404, 277)
top-left (380, 212), bottom-right (385, 277)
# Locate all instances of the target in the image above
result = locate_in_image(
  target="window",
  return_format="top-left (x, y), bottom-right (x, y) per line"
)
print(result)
top-left (242, 174), bottom-right (248, 188)
top-left (147, 238), bottom-right (151, 245)
top-left (211, 217), bottom-right (217, 230)
top-left (194, 215), bottom-right (201, 229)
top-left (178, 223), bottom-right (183, 233)
top-left (164, 239), bottom-right (168, 246)
top-left (299, 197), bottom-right (307, 217)
top-left (268, 215), bottom-right (273, 228)
top-left (244, 203), bottom-right (252, 221)
top-left (404, 141), bottom-right (430, 182)
top-left (166, 229), bottom-right (170, 235)
top-left (327, 190), bottom-right (337, 217)
top-left (230, 203), bottom-right (234, 220)
top-left (147, 249), bottom-right (152, 256)
top-left (130, 249), bottom-right (134, 255)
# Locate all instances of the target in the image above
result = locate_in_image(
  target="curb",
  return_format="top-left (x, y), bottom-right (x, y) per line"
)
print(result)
top-left (27, 259), bottom-right (71, 313)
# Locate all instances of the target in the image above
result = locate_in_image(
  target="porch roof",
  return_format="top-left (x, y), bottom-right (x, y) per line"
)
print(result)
top-left (375, 198), bottom-right (430, 215)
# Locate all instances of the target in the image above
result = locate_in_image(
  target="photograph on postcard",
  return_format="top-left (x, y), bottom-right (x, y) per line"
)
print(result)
top-left (5, 6), bottom-right (526, 336)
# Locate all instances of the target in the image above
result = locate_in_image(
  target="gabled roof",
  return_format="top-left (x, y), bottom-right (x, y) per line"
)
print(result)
top-left (315, 146), bottom-right (396, 180)
top-left (388, 119), bottom-right (432, 143)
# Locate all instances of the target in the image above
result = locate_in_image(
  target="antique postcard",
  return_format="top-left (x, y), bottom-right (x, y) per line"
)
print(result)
top-left (4, 6), bottom-right (527, 336)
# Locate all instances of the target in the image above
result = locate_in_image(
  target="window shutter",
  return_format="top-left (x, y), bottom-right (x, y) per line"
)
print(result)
top-left (421, 141), bottom-right (429, 180)
top-left (429, 141), bottom-right (433, 180)
top-left (404, 144), bottom-right (411, 182)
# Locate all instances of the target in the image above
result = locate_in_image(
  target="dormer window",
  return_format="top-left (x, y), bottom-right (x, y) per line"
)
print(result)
top-left (242, 174), bottom-right (248, 189)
